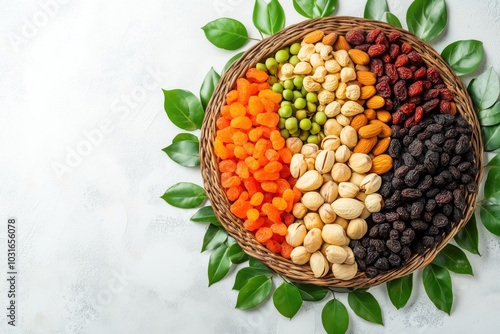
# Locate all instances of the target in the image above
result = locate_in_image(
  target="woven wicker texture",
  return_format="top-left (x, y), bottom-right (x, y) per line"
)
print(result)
top-left (200, 17), bottom-right (483, 288)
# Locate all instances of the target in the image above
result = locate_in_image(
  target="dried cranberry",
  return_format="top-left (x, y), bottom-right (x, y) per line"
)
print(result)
top-left (393, 80), bottom-right (408, 101)
top-left (422, 98), bottom-right (440, 113)
top-left (366, 28), bottom-right (381, 43)
top-left (440, 100), bottom-right (451, 113)
top-left (370, 58), bottom-right (384, 76)
top-left (401, 42), bottom-right (412, 54)
top-left (384, 98), bottom-right (394, 111)
top-left (382, 53), bottom-right (392, 63)
top-left (375, 32), bottom-right (389, 47)
top-left (427, 67), bottom-right (442, 84)
top-left (355, 44), bottom-right (371, 52)
top-left (400, 102), bottom-right (416, 116)
top-left (395, 54), bottom-right (409, 67)
top-left (397, 67), bottom-right (413, 80)
top-left (414, 67), bottom-right (427, 80)
top-left (407, 51), bottom-right (423, 65)
top-left (385, 63), bottom-right (399, 84)
top-left (404, 116), bottom-right (416, 128)
top-left (408, 81), bottom-right (424, 97)
top-left (389, 31), bottom-right (401, 42)
top-left (423, 89), bottom-right (440, 100)
top-left (392, 111), bottom-right (405, 125)
top-left (345, 30), bottom-right (365, 45)
top-left (376, 81), bottom-right (391, 98)
top-left (389, 43), bottom-right (401, 59)
top-left (368, 44), bottom-right (388, 57)
top-left (422, 80), bottom-right (433, 90)
top-left (440, 88), bottom-right (453, 101)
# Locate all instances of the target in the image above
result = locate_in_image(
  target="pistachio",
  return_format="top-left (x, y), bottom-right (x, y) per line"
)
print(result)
top-left (290, 153), bottom-right (308, 178)
top-left (310, 251), bottom-right (330, 278)
top-left (315, 149), bottom-right (336, 173)
top-left (292, 202), bottom-right (308, 219)
top-left (335, 145), bottom-right (351, 163)
top-left (320, 243), bottom-right (332, 257)
top-left (342, 246), bottom-right (355, 264)
top-left (320, 180), bottom-right (338, 203)
top-left (321, 135), bottom-right (341, 151)
top-left (319, 203), bottom-right (336, 224)
top-left (337, 182), bottom-right (359, 198)
top-left (305, 157), bottom-right (316, 170)
top-left (355, 191), bottom-right (367, 201)
top-left (323, 173), bottom-right (333, 183)
top-left (296, 170), bottom-right (324, 191)
top-left (322, 223), bottom-right (348, 245)
top-left (286, 137), bottom-right (303, 155)
top-left (348, 152), bottom-right (372, 174)
top-left (331, 198), bottom-right (365, 219)
top-left (304, 212), bottom-right (324, 230)
top-left (325, 245), bottom-right (348, 264)
top-left (360, 206), bottom-right (371, 219)
top-left (339, 125), bottom-right (358, 149)
top-left (285, 222), bottom-right (307, 247)
top-left (304, 228), bottom-right (323, 253)
top-left (290, 246), bottom-right (311, 265)
top-left (331, 163), bottom-right (352, 183)
top-left (336, 113), bottom-right (351, 126)
top-left (359, 173), bottom-right (382, 194)
top-left (301, 192), bottom-right (325, 211)
top-left (365, 193), bottom-right (383, 213)
top-left (346, 218), bottom-right (368, 240)
top-left (301, 143), bottom-right (319, 158)
top-left (349, 172), bottom-right (366, 188)
top-left (332, 262), bottom-right (358, 280)
top-left (323, 118), bottom-right (343, 136)
top-left (333, 216), bottom-right (349, 230)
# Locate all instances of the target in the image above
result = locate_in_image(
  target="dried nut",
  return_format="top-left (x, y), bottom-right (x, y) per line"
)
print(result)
top-left (315, 149), bottom-right (336, 173)
top-left (365, 193), bottom-right (383, 213)
top-left (301, 192), bottom-right (325, 211)
top-left (372, 137), bottom-right (391, 155)
top-left (350, 114), bottom-right (368, 131)
top-left (314, 43), bottom-right (325, 53)
top-left (359, 123), bottom-right (382, 138)
top-left (335, 82), bottom-right (347, 99)
top-left (369, 154), bottom-right (393, 174)
top-left (348, 153), bottom-right (372, 174)
top-left (332, 262), bottom-right (358, 280)
top-left (310, 53), bottom-right (325, 69)
top-left (292, 202), bottom-right (308, 219)
top-left (310, 251), bottom-right (330, 278)
top-left (333, 216), bottom-right (349, 230)
top-left (342, 246), bottom-right (355, 264)
top-left (290, 246), bottom-right (311, 265)
top-left (312, 66), bottom-right (328, 83)
top-left (318, 89), bottom-right (335, 105)
top-left (324, 119), bottom-right (343, 136)
top-left (335, 145), bottom-right (352, 163)
top-left (320, 243), bottom-right (332, 257)
top-left (303, 76), bottom-right (321, 91)
top-left (360, 85), bottom-right (376, 100)
top-left (325, 59), bottom-right (341, 73)
top-left (356, 64), bottom-right (370, 71)
top-left (286, 222), bottom-right (307, 247)
top-left (324, 100), bottom-right (341, 117)
top-left (333, 35), bottom-right (351, 51)
top-left (346, 218), bottom-right (368, 240)
top-left (304, 228), bottom-right (323, 253)
top-left (336, 114), bottom-right (351, 127)
top-left (356, 70), bottom-right (377, 86)
top-left (348, 172), bottom-right (365, 188)
top-left (325, 245), bottom-right (348, 264)
top-left (355, 191), bottom-right (367, 201)
top-left (322, 223), bottom-right (348, 245)
top-left (348, 49), bottom-right (370, 65)
top-left (346, 85), bottom-right (361, 100)
top-left (304, 212), bottom-right (324, 230)
top-left (359, 173), bottom-right (382, 194)
top-left (376, 110), bottom-right (392, 123)
top-left (331, 163), bottom-right (352, 183)
top-left (340, 67), bottom-right (356, 83)
top-left (341, 101), bottom-right (364, 116)
top-left (319, 203), bottom-right (336, 224)
top-left (360, 206), bottom-right (371, 219)
top-left (278, 63), bottom-right (295, 80)
top-left (366, 95), bottom-right (385, 109)
top-left (320, 180), bottom-right (339, 203)
top-left (320, 45), bottom-right (333, 60)
top-left (340, 126), bottom-right (358, 149)
top-left (322, 32), bottom-right (338, 46)
top-left (304, 30), bottom-right (325, 44)
top-left (331, 198), bottom-right (365, 219)
top-left (323, 173), bottom-right (333, 183)
top-left (294, 61), bottom-right (313, 75)
top-left (321, 135), bottom-right (341, 151)
top-left (338, 182), bottom-right (359, 198)
top-left (301, 143), bottom-right (319, 158)
top-left (333, 50), bottom-right (350, 66)
top-left (353, 137), bottom-right (378, 154)
top-left (290, 153), bottom-right (308, 178)
top-left (286, 137), bottom-right (303, 155)
top-left (306, 157), bottom-right (315, 170)
top-left (322, 75), bottom-right (339, 92)
top-left (297, 43), bottom-right (315, 62)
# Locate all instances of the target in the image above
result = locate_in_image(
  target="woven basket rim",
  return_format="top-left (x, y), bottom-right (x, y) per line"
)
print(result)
top-left (200, 16), bottom-right (483, 288)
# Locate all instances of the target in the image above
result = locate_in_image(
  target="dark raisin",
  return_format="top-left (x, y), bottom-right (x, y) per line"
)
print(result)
top-left (365, 251), bottom-right (380, 265)
top-left (426, 187), bottom-right (440, 198)
top-left (449, 166), bottom-right (461, 179)
top-left (376, 81), bottom-right (392, 98)
top-left (467, 181), bottom-right (478, 193)
top-left (388, 139), bottom-right (402, 158)
top-left (388, 253), bottom-right (401, 267)
top-left (457, 162), bottom-right (471, 172)
top-left (370, 58), bottom-right (384, 76)
top-left (389, 229), bottom-right (400, 240)
top-left (422, 236), bottom-right (435, 248)
top-left (365, 266), bottom-right (379, 278)
top-left (393, 220), bottom-right (406, 232)
top-left (357, 259), bottom-right (367, 271)
top-left (393, 80), bottom-right (408, 101)
top-left (385, 63), bottom-right (399, 84)
top-left (442, 203), bottom-right (453, 216)
top-left (440, 153), bottom-right (450, 166)
top-left (455, 135), bottom-right (470, 155)
top-left (402, 153), bottom-right (416, 167)
top-left (433, 213), bottom-right (449, 227)
top-left (379, 223), bottom-right (391, 238)
top-left (345, 30), bottom-right (365, 45)
top-left (411, 220), bottom-right (428, 231)
top-left (453, 189), bottom-right (466, 210)
top-left (418, 175), bottom-right (433, 192)
top-left (404, 169), bottom-right (420, 187)
top-left (411, 200), bottom-right (425, 218)
top-left (425, 199), bottom-right (437, 211)
top-left (400, 246), bottom-right (411, 260)
top-left (396, 206), bottom-right (410, 220)
top-left (369, 225), bottom-right (380, 238)
top-left (408, 140), bottom-right (423, 157)
top-left (374, 257), bottom-right (390, 270)
top-left (449, 155), bottom-right (462, 166)
top-left (402, 188), bottom-right (422, 199)
top-left (353, 246), bottom-right (367, 260)
top-left (431, 134), bottom-right (446, 145)
top-left (380, 182), bottom-right (392, 197)
top-left (422, 98), bottom-right (440, 112)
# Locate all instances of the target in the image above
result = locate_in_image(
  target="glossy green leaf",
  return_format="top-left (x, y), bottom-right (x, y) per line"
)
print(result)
top-left (228, 243), bottom-right (249, 264)
top-left (423, 263), bottom-right (453, 315)
top-left (478, 102), bottom-right (500, 126)
top-left (468, 68), bottom-right (500, 111)
top-left (202, 18), bottom-right (248, 50)
top-left (292, 0), bottom-right (338, 18)
top-left (441, 40), bottom-right (484, 76)
top-left (222, 52), bottom-right (245, 74)
top-left (455, 214), bottom-right (480, 255)
top-left (386, 274), bottom-right (413, 310)
top-left (433, 244), bottom-right (473, 275)
top-left (273, 282), bottom-right (303, 319)
top-left (293, 283), bottom-right (329, 301)
top-left (406, 0), bottom-right (447, 42)
top-left (249, 257), bottom-right (271, 271)
top-left (482, 124), bottom-right (500, 152)
top-left (487, 153), bottom-right (500, 169)
top-left (202, 224), bottom-right (228, 252)
top-left (236, 275), bottom-right (273, 309)
top-left (347, 291), bottom-right (383, 325)
top-left (163, 89), bottom-right (204, 130)
top-left (384, 12), bottom-right (402, 28)
top-left (253, 0), bottom-right (285, 35)
top-left (172, 133), bottom-right (199, 143)
top-left (480, 203), bottom-right (500, 236)
top-left (208, 244), bottom-right (232, 286)
top-left (163, 140), bottom-right (200, 167)
top-left (364, 0), bottom-right (388, 20)
top-left (190, 206), bottom-right (221, 226)
top-left (484, 169), bottom-right (500, 200)
top-left (200, 67), bottom-right (221, 110)
top-left (322, 299), bottom-right (349, 334)
top-left (161, 182), bottom-right (206, 208)
top-left (233, 267), bottom-right (273, 290)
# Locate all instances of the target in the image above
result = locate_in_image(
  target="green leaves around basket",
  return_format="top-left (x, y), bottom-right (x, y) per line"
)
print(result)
top-left (253, 0), bottom-right (285, 36)
top-left (200, 67), bottom-right (221, 110)
top-left (478, 102), bottom-right (500, 127)
top-left (208, 243), bottom-right (232, 286)
top-left (347, 291), bottom-right (383, 325)
top-left (479, 160), bottom-right (500, 237)
top-left (202, 18), bottom-right (249, 50)
top-left (454, 214), bottom-right (480, 255)
top-left (293, 0), bottom-right (338, 18)
top-left (406, 0), bottom-right (447, 42)
top-left (273, 282), bottom-right (303, 319)
top-left (480, 203), bottom-right (500, 236)
top-left (433, 244), bottom-right (473, 275)
top-left (233, 266), bottom-right (273, 290)
top-left (423, 263), bottom-right (453, 315)
top-left (228, 243), bottom-right (250, 264)
top-left (236, 275), bottom-right (273, 309)
top-left (386, 274), bottom-right (413, 310)
top-left (202, 224), bottom-right (228, 252)
top-left (322, 299), bottom-right (349, 334)
top-left (293, 283), bottom-right (329, 301)
top-left (161, 182), bottom-right (207, 208)
top-left (222, 52), bottom-right (245, 74)
top-left (190, 206), bottom-right (221, 226)
top-left (163, 89), bottom-right (204, 130)
top-left (163, 135), bottom-right (199, 167)
top-left (469, 68), bottom-right (500, 112)
top-left (364, 0), bottom-right (402, 28)
top-left (441, 40), bottom-right (484, 76)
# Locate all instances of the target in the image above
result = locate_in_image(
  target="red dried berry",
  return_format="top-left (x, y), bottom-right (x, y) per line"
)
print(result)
top-left (345, 30), bottom-right (365, 45)
top-left (368, 44), bottom-right (388, 57)
top-left (375, 32), bottom-right (389, 47)
top-left (427, 67), bottom-right (442, 84)
top-left (394, 80), bottom-right (408, 101)
top-left (382, 53), bottom-right (392, 63)
top-left (409, 96), bottom-right (423, 105)
top-left (440, 100), bottom-right (451, 113)
top-left (385, 63), bottom-right (399, 84)
top-left (407, 51), bottom-right (423, 65)
top-left (389, 43), bottom-right (401, 59)
top-left (409, 65), bottom-right (418, 72)
top-left (440, 88), bottom-right (453, 101)
top-left (423, 89), bottom-right (440, 101)
top-left (401, 42), bottom-right (413, 54)
top-left (397, 67), bottom-right (413, 80)
top-left (378, 75), bottom-right (390, 83)
top-left (370, 58), bottom-right (384, 76)
top-left (376, 81), bottom-right (392, 98)
top-left (415, 106), bottom-right (424, 123)
top-left (392, 111), bottom-right (405, 124)
top-left (366, 29), bottom-right (381, 43)
top-left (422, 98), bottom-right (440, 112)
top-left (389, 31), bottom-right (401, 42)
top-left (405, 116), bottom-right (416, 128)
top-left (400, 102), bottom-right (416, 116)
top-left (422, 80), bottom-right (433, 90)
top-left (384, 98), bottom-right (394, 111)
top-left (395, 54), bottom-right (409, 67)
top-left (408, 81), bottom-right (424, 97)
top-left (355, 44), bottom-right (371, 52)
top-left (414, 67), bottom-right (427, 80)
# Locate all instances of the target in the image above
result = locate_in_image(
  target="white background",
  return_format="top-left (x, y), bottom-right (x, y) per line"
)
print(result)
top-left (1, 0), bottom-right (500, 333)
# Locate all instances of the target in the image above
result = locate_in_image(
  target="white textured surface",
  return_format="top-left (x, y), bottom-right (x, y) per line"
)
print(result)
top-left (1, 0), bottom-right (500, 333)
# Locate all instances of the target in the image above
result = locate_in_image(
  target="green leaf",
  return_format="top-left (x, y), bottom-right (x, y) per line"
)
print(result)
top-left (163, 89), bottom-right (204, 131)
top-left (455, 214), bottom-right (480, 255)
top-left (347, 291), bottom-right (383, 325)
top-left (190, 206), bottom-right (221, 226)
top-left (208, 244), bottom-right (232, 286)
top-left (482, 124), bottom-right (500, 152)
top-left (384, 12), bottom-right (402, 28)
top-left (293, 283), bottom-right (329, 301)
top-left (236, 275), bottom-right (273, 310)
top-left (478, 102), bottom-right (500, 127)
top-left (441, 40), bottom-right (484, 76)
top-left (202, 18), bottom-right (248, 50)
top-left (386, 274), bottom-right (413, 309)
top-left (273, 282), bottom-right (303, 319)
top-left (200, 67), bottom-right (221, 110)
top-left (468, 68), bottom-right (500, 111)
top-left (222, 52), bottom-right (245, 74)
top-left (484, 169), bottom-right (500, 200)
top-left (161, 182), bottom-right (207, 208)
top-left (233, 267), bottom-right (273, 290)
top-left (487, 153), bottom-right (500, 169)
top-left (228, 243), bottom-right (249, 264)
top-left (249, 257), bottom-right (271, 271)
top-left (433, 244), bottom-right (473, 275)
top-left (364, 0), bottom-right (388, 20)
top-left (322, 299), bottom-right (349, 334)
top-left (423, 263), bottom-right (453, 315)
top-left (172, 133), bottom-right (199, 143)
top-left (202, 225), bottom-right (228, 252)
top-left (253, 0), bottom-right (285, 36)
top-left (406, 0), bottom-right (447, 42)
top-left (480, 203), bottom-right (500, 236)
top-left (163, 140), bottom-right (200, 167)
top-left (292, 0), bottom-right (338, 18)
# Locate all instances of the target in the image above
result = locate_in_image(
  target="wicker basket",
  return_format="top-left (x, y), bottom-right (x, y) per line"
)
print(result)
top-left (200, 17), bottom-right (483, 288)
